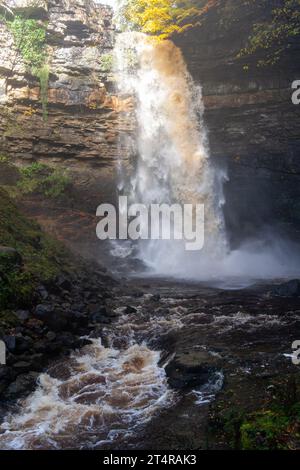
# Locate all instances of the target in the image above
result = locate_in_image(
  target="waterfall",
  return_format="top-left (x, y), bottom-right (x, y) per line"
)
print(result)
top-left (113, 32), bottom-right (227, 277)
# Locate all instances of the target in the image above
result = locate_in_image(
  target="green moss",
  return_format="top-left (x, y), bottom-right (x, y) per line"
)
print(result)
top-left (0, 187), bottom-right (72, 311)
top-left (37, 64), bottom-right (49, 121)
top-left (240, 410), bottom-right (290, 450)
top-left (222, 408), bottom-right (245, 449)
top-left (6, 14), bottom-right (49, 120)
top-left (0, 155), bottom-right (10, 164)
top-left (0, 310), bottom-right (18, 329)
top-left (99, 53), bottom-right (114, 72)
top-left (7, 15), bottom-right (47, 69)
top-left (210, 376), bottom-right (300, 450)
top-left (17, 162), bottom-right (71, 199)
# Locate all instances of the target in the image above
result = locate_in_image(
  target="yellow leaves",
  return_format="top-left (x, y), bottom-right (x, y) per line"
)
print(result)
top-left (122, 0), bottom-right (218, 40)
top-left (140, 7), bottom-right (171, 34)
top-left (23, 106), bottom-right (37, 117)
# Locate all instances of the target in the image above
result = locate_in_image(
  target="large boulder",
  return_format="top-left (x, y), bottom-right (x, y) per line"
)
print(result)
top-left (165, 350), bottom-right (221, 390)
top-left (5, 371), bottom-right (39, 399)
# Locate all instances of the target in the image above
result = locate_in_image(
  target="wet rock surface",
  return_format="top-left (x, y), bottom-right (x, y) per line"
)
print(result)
top-left (0, 0), bottom-right (132, 207)
top-left (0, 266), bottom-right (117, 401)
top-left (165, 350), bottom-right (220, 390)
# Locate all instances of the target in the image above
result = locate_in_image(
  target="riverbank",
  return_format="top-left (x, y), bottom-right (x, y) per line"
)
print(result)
top-left (0, 185), bottom-right (117, 406)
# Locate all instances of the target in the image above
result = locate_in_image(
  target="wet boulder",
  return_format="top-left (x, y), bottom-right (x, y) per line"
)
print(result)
top-left (6, 372), bottom-right (39, 399)
top-left (34, 304), bottom-right (73, 331)
top-left (165, 350), bottom-right (221, 390)
top-left (36, 285), bottom-right (49, 301)
top-left (14, 335), bottom-right (34, 354)
top-left (125, 305), bottom-right (137, 314)
top-left (3, 335), bottom-right (16, 352)
top-left (15, 310), bottom-right (30, 322)
top-left (35, 303), bottom-right (54, 318)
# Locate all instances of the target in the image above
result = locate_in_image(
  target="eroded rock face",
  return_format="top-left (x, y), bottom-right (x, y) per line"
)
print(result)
top-left (0, 0), bottom-right (130, 204)
top-left (175, 0), bottom-right (300, 243)
top-left (1, 0), bottom-right (300, 247)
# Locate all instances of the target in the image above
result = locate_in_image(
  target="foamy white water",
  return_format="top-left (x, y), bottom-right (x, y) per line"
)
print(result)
top-left (114, 32), bottom-right (227, 275)
top-left (113, 32), bottom-right (300, 282)
top-left (0, 339), bottom-right (173, 449)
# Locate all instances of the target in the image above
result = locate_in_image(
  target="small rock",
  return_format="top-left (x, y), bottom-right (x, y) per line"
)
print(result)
top-left (74, 302), bottom-right (85, 313)
top-left (89, 304), bottom-right (108, 315)
top-left (35, 304), bottom-right (53, 317)
top-left (15, 310), bottom-right (30, 322)
top-left (15, 335), bottom-right (34, 353)
top-left (44, 310), bottom-right (70, 332)
top-left (36, 285), bottom-right (49, 300)
top-left (151, 294), bottom-right (161, 302)
top-left (125, 305), bottom-right (137, 314)
top-left (13, 361), bottom-right (31, 371)
top-left (46, 331), bottom-right (56, 341)
top-left (3, 335), bottom-right (16, 352)
top-left (56, 275), bottom-right (72, 292)
top-left (132, 291), bottom-right (143, 298)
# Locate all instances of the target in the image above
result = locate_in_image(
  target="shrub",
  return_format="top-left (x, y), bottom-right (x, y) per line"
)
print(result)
top-left (6, 15), bottom-right (49, 120)
top-left (17, 162), bottom-right (71, 199)
top-left (100, 52), bottom-right (114, 72)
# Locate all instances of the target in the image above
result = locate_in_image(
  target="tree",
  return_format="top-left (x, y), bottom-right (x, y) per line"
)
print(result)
top-left (239, 0), bottom-right (300, 66)
top-left (120, 0), bottom-right (219, 40)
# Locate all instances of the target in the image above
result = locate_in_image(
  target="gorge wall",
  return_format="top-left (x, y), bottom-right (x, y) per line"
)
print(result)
top-left (0, 0), bottom-right (127, 209)
top-left (1, 0), bottom-right (300, 254)
top-left (175, 0), bottom-right (300, 245)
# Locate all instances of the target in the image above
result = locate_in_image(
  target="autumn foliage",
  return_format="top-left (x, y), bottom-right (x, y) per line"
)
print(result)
top-left (120, 0), bottom-right (219, 40)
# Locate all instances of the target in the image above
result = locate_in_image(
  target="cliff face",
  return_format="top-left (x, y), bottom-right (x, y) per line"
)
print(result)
top-left (1, 0), bottom-right (300, 248)
top-left (0, 0), bottom-right (124, 205)
top-left (175, 0), bottom-right (300, 244)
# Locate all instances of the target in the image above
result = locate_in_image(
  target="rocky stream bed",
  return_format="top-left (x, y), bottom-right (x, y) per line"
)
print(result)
top-left (1, 268), bottom-right (300, 450)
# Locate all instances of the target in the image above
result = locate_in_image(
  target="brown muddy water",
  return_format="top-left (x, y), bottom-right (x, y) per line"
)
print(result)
top-left (0, 278), bottom-right (299, 449)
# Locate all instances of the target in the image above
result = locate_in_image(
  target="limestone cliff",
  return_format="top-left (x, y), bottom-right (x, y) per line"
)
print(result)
top-left (1, 0), bottom-right (300, 247)
top-left (0, 0), bottom-right (123, 204)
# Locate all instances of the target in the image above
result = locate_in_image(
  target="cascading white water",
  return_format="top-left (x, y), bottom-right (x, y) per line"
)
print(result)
top-left (113, 32), bottom-right (228, 276)
top-left (113, 32), bottom-right (300, 282)
top-left (0, 326), bottom-right (175, 450)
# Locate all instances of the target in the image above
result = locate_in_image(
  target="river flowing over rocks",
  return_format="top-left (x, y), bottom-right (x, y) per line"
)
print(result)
top-left (0, 0), bottom-right (300, 451)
